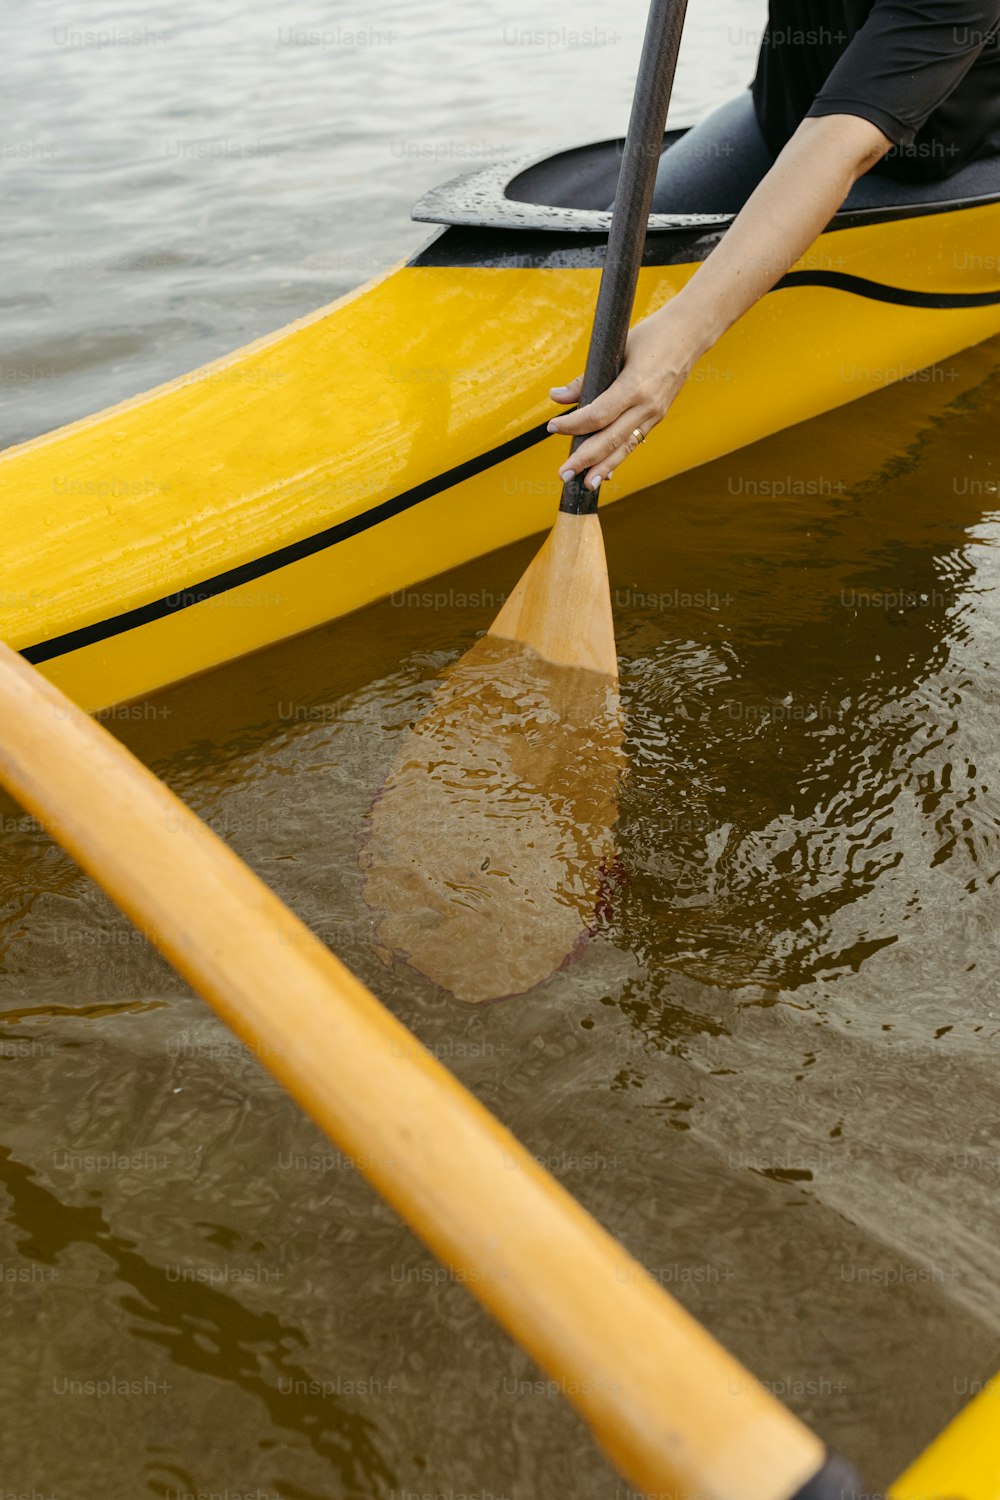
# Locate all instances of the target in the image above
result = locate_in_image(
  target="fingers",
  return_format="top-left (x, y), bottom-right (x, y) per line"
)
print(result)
top-left (556, 412), bottom-right (649, 492)
top-left (547, 366), bottom-right (661, 491)
top-left (579, 423), bottom-right (649, 491)
top-left (548, 373), bottom-right (583, 405)
top-left (547, 384), bottom-right (631, 438)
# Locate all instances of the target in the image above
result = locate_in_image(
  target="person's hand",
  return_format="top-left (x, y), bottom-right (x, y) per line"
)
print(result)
top-left (546, 306), bottom-right (703, 493)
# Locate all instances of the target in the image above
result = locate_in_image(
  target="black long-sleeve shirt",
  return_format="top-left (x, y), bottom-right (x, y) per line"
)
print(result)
top-left (752, 0), bottom-right (1000, 180)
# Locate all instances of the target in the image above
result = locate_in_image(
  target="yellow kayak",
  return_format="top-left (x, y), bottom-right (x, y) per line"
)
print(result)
top-left (3, 131), bottom-right (1000, 714)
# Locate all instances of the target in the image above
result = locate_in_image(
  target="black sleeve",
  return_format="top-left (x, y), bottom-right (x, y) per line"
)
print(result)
top-left (806, 0), bottom-right (1000, 145)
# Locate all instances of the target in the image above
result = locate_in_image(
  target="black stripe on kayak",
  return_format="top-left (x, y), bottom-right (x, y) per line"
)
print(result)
top-left (776, 269), bottom-right (1000, 308)
top-left (19, 268), bottom-right (1000, 668)
top-left (20, 418), bottom-right (555, 666)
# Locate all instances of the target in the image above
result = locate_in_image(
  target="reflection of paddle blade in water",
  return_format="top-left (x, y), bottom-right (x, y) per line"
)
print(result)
top-left (360, 636), bottom-right (624, 1003)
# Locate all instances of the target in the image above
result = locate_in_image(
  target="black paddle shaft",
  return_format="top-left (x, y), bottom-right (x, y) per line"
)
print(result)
top-left (560, 0), bottom-right (689, 517)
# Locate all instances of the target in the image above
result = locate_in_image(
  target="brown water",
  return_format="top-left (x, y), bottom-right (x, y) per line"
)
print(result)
top-left (2, 338), bottom-right (999, 1497)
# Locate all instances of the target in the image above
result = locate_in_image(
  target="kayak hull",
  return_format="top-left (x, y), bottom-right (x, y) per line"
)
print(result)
top-left (3, 199), bottom-right (1000, 713)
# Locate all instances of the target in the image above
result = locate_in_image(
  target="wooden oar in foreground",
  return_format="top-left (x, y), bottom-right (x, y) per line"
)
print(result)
top-left (0, 639), bottom-right (864, 1499)
top-left (362, 0), bottom-right (689, 1002)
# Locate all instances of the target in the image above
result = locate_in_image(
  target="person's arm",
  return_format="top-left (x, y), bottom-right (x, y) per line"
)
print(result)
top-left (547, 112), bottom-right (891, 493)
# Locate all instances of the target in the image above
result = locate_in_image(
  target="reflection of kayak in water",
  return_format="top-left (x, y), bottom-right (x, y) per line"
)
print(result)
top-left (4, 132), bottom-right (1000, 714)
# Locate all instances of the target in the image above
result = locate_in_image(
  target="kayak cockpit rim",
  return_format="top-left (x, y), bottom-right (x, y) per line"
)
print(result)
top-left (410, 128), bottom-right (1000, 240)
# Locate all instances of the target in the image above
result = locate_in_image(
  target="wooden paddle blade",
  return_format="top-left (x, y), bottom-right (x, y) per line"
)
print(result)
top-left (489, 511), bottom-right (618, 679)
top-left (360, 635), bottom-right (624, 1003)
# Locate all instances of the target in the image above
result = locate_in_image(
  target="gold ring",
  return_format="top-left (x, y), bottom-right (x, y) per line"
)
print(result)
top-left (631, 427), bottom-right (646, 445)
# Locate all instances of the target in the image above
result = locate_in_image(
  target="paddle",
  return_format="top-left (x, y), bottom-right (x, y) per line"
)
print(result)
top-left (0, 639), bottom-right (864, 1499)
top-left (361, 0), bottom-right (688, 1003)
top-left (490, 0), bottom-right (691, 667)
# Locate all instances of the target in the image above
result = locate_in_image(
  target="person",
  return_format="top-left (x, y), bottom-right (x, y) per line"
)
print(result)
top-left (546, 0), bottom-right (1000, 493)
